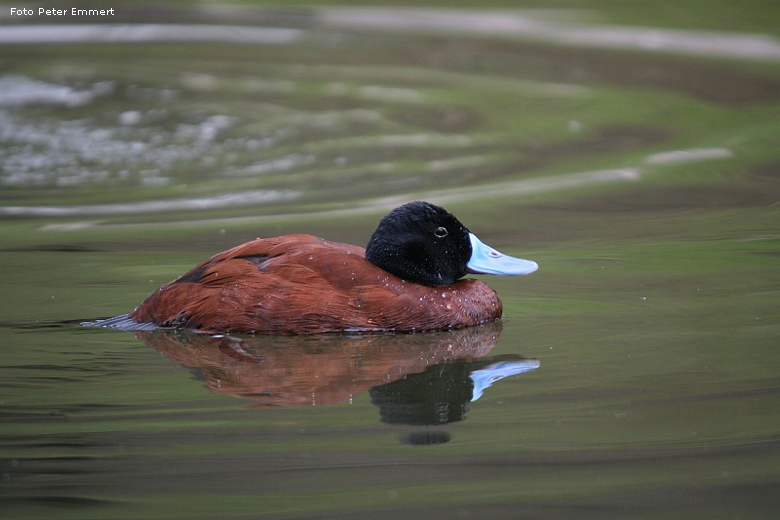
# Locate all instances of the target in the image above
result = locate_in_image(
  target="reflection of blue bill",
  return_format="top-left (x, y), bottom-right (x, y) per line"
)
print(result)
top-left (470, 359), bottom-right (541, 401)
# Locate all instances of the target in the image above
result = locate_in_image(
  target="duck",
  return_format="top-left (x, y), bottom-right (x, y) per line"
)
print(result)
top-left (88, 201), bottom-right (538, 334)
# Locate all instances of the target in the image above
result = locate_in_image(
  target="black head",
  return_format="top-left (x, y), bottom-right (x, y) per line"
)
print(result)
top-left (366, 201), bottom-right (472, 285)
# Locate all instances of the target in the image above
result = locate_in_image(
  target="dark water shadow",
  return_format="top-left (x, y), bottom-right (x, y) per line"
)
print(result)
top-left (132, 322), bottom-right (539, 428)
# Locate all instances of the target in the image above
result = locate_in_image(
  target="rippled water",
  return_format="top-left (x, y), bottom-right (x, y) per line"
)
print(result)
top-left (2, 4), bottom-right (779, 519)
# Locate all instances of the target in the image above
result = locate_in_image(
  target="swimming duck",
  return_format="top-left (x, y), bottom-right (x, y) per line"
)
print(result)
top-left (90, 201), bottom-right (537, 334)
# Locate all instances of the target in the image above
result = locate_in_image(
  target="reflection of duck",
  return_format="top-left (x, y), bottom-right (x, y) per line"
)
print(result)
top-left (133, 322), bottom-right (538, 408)
top-left (371, 355), bottom-right (540, 426)
top-left (87, 201), bottom-right (537, 334)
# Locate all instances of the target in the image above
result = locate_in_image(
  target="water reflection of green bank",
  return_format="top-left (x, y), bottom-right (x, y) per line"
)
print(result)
top-left (1, 3), bottom-right (779, 519)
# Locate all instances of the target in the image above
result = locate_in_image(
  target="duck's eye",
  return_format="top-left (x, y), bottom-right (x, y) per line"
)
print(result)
top-left (434, 226), bottom-right (448, 238)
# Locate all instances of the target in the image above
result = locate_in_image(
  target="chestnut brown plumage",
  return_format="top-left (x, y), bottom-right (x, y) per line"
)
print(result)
top-left (86, 202), bottom-right (537, 334)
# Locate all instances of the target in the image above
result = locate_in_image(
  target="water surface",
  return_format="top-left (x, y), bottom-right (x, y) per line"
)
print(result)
top-left (1, 3), bottom-right (779, 519)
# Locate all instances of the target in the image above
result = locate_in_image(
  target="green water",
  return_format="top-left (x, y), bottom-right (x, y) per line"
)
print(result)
top-left (2, 2), bottom-right (780, 519)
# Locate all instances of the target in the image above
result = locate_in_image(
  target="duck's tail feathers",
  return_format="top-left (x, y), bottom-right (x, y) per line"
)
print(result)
top-left (81, 314), bottom-right (158, 331)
